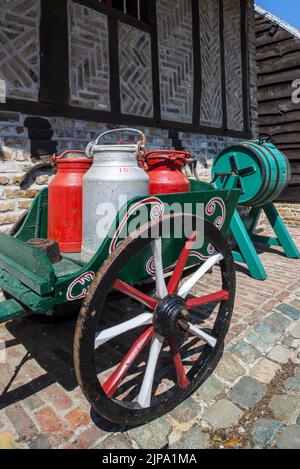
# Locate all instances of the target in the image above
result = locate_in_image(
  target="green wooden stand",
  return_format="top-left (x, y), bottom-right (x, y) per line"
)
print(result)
top-left (211, 139), bottom-right (300, 280)
top-left (230, 203), bottom-right (300, 280)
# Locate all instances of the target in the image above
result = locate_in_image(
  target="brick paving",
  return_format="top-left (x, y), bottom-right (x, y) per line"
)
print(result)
top-left (0, 227), bottom-right (300, 449)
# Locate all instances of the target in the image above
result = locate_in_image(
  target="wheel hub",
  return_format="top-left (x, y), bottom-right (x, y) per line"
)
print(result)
top-left (153, 294), bottom-right (189, 338)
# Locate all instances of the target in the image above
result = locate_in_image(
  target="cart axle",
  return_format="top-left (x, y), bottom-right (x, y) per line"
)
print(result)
top-left (153, 294), bottom-right (189, 338)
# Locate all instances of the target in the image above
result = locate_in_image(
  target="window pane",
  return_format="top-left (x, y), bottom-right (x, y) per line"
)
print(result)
top-left (102, 0), bottom-right (149, 23)
top-left (127, 1), bottom-right (138, 19)
top-left (139, 1), bottom-right (148, 22)
top-left (112, 0), bottom-right (124, 11)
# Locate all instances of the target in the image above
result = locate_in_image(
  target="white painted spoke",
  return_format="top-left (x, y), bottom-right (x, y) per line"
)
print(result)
top-left (152, 238), bottom-right (168, 299)
top-left (188, 323), bottom-right (217, 348)
top-left (178, 253), bottom-right (223, 299)
top-left (94, 313), bottom-right (153, 349)
top-left (137, 333), bottom-right (164, 408)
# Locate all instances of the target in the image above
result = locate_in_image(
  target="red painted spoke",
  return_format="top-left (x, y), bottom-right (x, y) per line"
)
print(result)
top-left (113, 279), bottom-right (158, 310)
top-left (186, 290), bottom-right (229, 309)
top-left (167, 232), bottom-right (197, 294)
top-left (169, 337), bottom-right (190, 389)
top-left (103, 327), bottom-right (155, 398)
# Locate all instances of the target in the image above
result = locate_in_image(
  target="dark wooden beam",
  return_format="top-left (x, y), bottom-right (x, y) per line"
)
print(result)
top-left (148, 0), bottom-right (161, 121)
top-left (258, 83), bottom-right (295, 102)
top-left (192, 0), bottom-right (201, 125)
top-left (0, 98), bottom-right (252, 140)
top-left (256, 37), bottom-right (300, 62)
top-left (257, 51), bottom-right (300, 74)
top-left (240, 0), bottom-right (250, 133)
top-left (72, 0), bottom-right (150, 32)
top-left (39, 0), bottom-right (69, 105)
top-left (277, 186), bottom-right (300, 202)
top-left (108, 17), bottom-right (121, 114)
top-left (259, 111), bottom-right (300, 126)
top-left (219, 0), bottom-right (228, 131)
top-left (258, 98), bottom-right (299, 116)
top-left (259, 122), bottom-right (300, 135)
top-left (258, 68), bottom-right (300, 87)
top-left (256, 29), bottom-right (293, 49)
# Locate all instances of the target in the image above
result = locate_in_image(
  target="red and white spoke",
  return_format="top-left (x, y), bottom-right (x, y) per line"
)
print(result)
top-left (94, 233), bottom-right (227, 409)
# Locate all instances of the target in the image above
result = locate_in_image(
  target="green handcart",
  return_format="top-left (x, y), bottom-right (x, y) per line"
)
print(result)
top-left (0, 183), bottom-right (240, 425)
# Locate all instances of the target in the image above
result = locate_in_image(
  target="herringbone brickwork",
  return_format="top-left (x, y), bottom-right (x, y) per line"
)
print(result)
top-left (119, 23), bottom-right (153, 117)
top-left (0, 0), bottom-right (40, 101)
top-left (223, 0), bottom-right (244, 131)
top-left (68, 1), bottom-right (110, 111)
top-left (156, 0), bottom-right (194, 123)
top-left (199, 0), bottom-right (222, 127)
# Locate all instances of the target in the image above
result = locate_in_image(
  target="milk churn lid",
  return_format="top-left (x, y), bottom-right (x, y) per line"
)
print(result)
top-left (145, 150), bottom-right (192, 170)
top-left (52, 150), bottom-right (93, 169)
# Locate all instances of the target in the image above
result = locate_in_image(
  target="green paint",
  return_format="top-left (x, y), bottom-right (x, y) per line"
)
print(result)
top-left (212, 141), bottom-right (290, 207)
top-left (230, 202), bottom-right (300, 280)
top-left (250, 234), bottom-right (281, 247)
top-left (230, 210), bottom-right (267, 280)
top-left (15, 188), bottom-right (48, 241)
top-left (55, 188), bottom-right (240, 304)
top-left (0, 186), bottom-right (240, 320)
top-left (0, 231), bottom-right (54, 295)
top-left (213, 141), bottom-right (298, 280)
top-left (189, 178), bottom-right (214, 192)
top-left (263, 203), bottom-right (300, 259)
top-left (0, 299), bottom-right (27, 322)
top-left (0, 266), bottom-right (55, 317)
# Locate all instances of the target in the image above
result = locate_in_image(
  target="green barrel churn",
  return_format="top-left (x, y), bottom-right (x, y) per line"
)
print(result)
top-left (212, 141), bottom-right (291, 207)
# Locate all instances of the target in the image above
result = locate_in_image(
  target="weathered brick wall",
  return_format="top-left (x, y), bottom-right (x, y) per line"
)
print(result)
top-left (0, 110), bottom-right (173, 233)
top-left (68, 1), bottom-right (110, 110)
top-left (179, 132), bottom-right (242, 180)
top-left (0, 111), bottom-right (40, 233)
top-left (69, 0), bottom-right (154, 118)
top-left (199, 0), bottom-right (222, 128)
top-left (275, 204), bottom-right (300, 228)
top-left (156, 0), bottom-right (194, 123)
top-left (256, 203), bottom-right (300, 233)
top-left (0, 0), bottom-right (262, 234)
top-left (119, 23), bottom-right (153, 118)
top-left (224, 0), bottom-right (244, 131)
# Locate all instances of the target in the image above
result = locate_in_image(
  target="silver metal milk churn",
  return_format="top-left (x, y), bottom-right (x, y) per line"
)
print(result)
top-left (82, 128), bottom-right (149, 261)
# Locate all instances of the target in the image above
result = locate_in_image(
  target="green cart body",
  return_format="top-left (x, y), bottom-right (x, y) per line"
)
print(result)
top-left (0, 182), bottom-right (242, 425)
top-left (0, 181), bottom-right (239, 322)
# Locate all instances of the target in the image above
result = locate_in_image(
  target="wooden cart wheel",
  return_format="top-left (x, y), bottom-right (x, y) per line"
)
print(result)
top-left (74, 213), bottom-right (235, 426)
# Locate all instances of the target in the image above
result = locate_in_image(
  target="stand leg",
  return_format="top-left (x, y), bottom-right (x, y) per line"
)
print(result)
top-left (230, 210), bottom-right (267, 280)
top-left (263, 203), bottom-right (300, 259)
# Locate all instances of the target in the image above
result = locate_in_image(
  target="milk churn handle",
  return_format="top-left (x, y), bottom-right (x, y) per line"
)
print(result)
top-left (94, 128), bottom-right (146, 147)
top-left (144, 150), bottom-right (192, 168)
top-left (51, 150), bottom-right (87, 170)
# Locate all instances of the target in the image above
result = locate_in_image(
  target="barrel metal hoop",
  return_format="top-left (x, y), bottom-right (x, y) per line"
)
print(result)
top-left (240, 143), bottom-right (269, 206)
top-left (247, 142), bottom-right (278, 207)
top-left (256, 144), bottom-right (280, 206)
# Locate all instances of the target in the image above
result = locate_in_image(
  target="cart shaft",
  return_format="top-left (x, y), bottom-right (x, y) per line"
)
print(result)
top-left (0, 299), bottom-right (27, 323)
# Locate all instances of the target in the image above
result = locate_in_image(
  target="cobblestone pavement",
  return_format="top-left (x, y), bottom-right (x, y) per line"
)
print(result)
top-left (0, 227), bottom-right (300, 449)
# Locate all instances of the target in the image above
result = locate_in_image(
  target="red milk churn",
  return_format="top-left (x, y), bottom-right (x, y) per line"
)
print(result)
top-left (48, 150), bottom-right (92, 253)
top-left (144, 150), bottom-right (191, 195)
